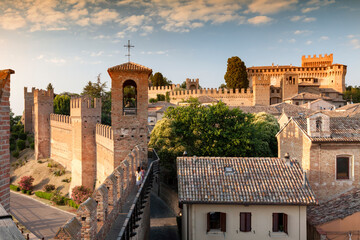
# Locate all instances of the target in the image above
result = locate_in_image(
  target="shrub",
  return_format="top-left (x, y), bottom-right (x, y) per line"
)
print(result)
top-left (12, 150), bottom-right (19, 158)
top-left (149, 98), bottom-right (157, 103)
top-left (19, 132), bottom-right (27, 140)
top-left (10, 185), bottom-right (20, 191)
top-left (65, 198), bottom-right (79, 209)
top-left (26, 190), bottom-right (32, 195)
top-left (71, 186), bottom-right (92, 205)
top-left (62, 177), bottom-right (71, 183)
top-left (43, 184), bottom-right (55, 192)
top-left (51, 190), bottom-right (65, 205)
top-left (53, 169), bottom-right (65, 176)
top-left (17, 140), bottom-right (26, 151)
top-left (156, 94), bottom-right (165, 101)
top-left (30, 143), bottom-right (34, 150)
top-left (35, 191), bottom-right (53, 200)
top-left (21, 189), bottom-right (27, 194)
top-left (27, 136), bottom-right (34, 144)
top-left (11, 132), bottom-right (19, 140)
top-left (18, 176), bottom-right (34, 191)
top-left (10, 144), bottom-right (16, 151)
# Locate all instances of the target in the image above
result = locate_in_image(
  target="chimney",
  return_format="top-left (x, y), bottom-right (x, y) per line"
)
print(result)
top-left (284, 153), bottom-right (291, 167)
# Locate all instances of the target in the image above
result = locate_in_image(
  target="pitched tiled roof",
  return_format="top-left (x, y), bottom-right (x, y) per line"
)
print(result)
top-left (231, 102), bottom-right (314, 118)
top-left (177, 157), bottom-right (317, 205)
top-left (293, 117), bottom-right (360, 142)
top-left (108, 62), bottom-right (152, 73)
top-left (307, 188), bottom-right (360, 226)
top-left (197, 95), bottom-right (219, 104)
top-left (285, 92), bottom-right (332, 101)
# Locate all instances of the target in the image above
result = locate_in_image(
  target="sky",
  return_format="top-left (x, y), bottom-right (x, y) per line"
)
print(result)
top-left (0, 0), bottom-right (359, 115)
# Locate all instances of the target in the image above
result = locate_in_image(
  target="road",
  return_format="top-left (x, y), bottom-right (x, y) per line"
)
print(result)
top-left (10, 192), bottom-right (74, 240)
top-left (150, 193), bottom-right (180, 240)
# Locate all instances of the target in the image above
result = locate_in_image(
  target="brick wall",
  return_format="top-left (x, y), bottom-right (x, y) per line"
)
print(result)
top-left (0, 69), bottom-right (14, 212)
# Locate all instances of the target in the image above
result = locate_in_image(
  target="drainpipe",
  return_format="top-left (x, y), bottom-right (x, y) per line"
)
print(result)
top-left (187, 204), bottom-right (190, 240)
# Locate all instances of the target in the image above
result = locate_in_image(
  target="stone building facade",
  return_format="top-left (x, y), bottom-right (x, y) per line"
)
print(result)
top-left (24, 62), bottom-right (152, 192)
top-left (149, 54), bottom-right (346, 107)
top-left (277, 112), bottom-right (360, 202)
top-left (0, 69), bottom-right (14, 213)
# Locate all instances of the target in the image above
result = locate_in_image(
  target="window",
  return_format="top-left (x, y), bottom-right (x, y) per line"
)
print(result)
top-left (316, 117), bottom-right (322, 132)
top-left (337, 156), bottom-right (350, 180)
top-left (240, 212), bottom-right (251, 232)
top-left (207, 212), bottom-right (226, 232)
top-left (123, 80), bottom-right (137, 115)
top-left (273, 213), bottom-right (288, 233)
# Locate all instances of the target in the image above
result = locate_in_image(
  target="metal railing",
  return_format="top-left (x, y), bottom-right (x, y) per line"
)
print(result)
top-left (117, 150), bottom-right (160, 240)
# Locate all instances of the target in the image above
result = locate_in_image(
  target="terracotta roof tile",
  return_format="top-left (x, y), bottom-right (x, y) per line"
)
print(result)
top-left (293, 117), bottom-right (360, 142)
top-left (177, 157), bottom-right (317, 205)
top-left (108, 62), bottom-right (152, 73)
top-left (307, 188), bottom-right (360, 225)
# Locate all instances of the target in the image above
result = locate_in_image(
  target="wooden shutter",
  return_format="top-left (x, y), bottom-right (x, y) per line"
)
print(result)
top-left (240, 213), bottom-right (246, 231)
top-left (207, 213), bottom-right (210, 232)
top-left (283, 213), bottom-right (288, 234)
top-left (240, 212), bottom-right (251, 232)
top-left (220, 212), bottom-right (226, 232)
top-left (246, 213), bottom-right (251, 232)
top-left (272, 213), bottom-right (279, 232)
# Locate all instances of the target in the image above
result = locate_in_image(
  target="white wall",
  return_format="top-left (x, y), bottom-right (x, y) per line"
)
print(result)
top-left (182, 204), bottom-right (307, 240)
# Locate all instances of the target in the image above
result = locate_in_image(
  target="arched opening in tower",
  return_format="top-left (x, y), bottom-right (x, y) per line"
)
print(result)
top-left (123, 79), bottom-right (137, 115)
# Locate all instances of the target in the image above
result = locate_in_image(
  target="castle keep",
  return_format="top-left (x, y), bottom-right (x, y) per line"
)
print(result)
top-left (148, 54), bottom-right (346, 107)
top-left (24, 62), bottom-right (152, 192)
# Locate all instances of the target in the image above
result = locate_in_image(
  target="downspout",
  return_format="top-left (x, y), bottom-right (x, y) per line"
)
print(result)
top-left (187, 204), bottom-right (189, 240)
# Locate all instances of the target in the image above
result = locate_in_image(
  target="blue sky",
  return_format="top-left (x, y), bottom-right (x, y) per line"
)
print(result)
top-left (0, 0), bottom-right (359, 115)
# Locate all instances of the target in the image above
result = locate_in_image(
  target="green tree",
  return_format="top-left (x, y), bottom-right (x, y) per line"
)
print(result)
top-left (219, 83), bottom-right (227, 89)
top-left (344, 85), bottom-right (360, 103)
top-left (150, 102), bottom-right (279, 183)
top-left (81, 74), bottom-right (111, 125)
top-left (47, 83), bottom-right (54, 91)
top-left (151, 72), bottom-right (166, 86)
top-left (224, 56), bottom-right (248, 89)
top-left (180, 81), bottom-right (186, 89)
top-left (54, 95), bottom-right (71, 115)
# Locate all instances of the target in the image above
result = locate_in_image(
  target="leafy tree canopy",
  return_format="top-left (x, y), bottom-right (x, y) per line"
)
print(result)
top-left (54, 95), bottom-right (71, 115)
top-left (150, 72), bottom-right (172, 86)
top-left (224, 56), bottom-right (248, 89)
top-left (47, 83), bottom-right (54, 91)
top-left (344, 85), bottom-right (360, 103)
top-left (149, 101), bottom-right (279, 182)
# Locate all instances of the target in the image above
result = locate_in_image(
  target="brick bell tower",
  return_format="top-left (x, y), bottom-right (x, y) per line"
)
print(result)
top-left (108, 62), bottom-right (152, 168)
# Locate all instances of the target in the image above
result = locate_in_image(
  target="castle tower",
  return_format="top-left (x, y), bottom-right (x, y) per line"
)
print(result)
top-left (70, 97), bottom-right (101, 191)
top-left (34, 89), bottom-right (53, 160)
top-left (301, 53), bottom-right (333, 67)
top-left (108, 62), bottom-right (152, 167)
top-left (186, 78), bottom-right (199, 90)
top-left (24, 87), bottom-right (35, 133)
top-left (252, 75), bottom-right (270, 106)
top-left (282, 72), bottom-right (299, 101)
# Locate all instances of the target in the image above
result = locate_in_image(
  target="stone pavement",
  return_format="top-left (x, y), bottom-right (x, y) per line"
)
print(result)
top-left (149, 193), bottom-right (179, 240)
top-left (10, 192), bottom-right (74, 239)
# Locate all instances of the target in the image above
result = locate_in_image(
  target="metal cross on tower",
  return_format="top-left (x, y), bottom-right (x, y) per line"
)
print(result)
top-left (124, 40), bottom-right (134, 62)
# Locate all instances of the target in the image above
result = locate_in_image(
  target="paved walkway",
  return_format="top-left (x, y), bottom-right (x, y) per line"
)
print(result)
top-left (10, 192), bottom-right (74, 240)
top-left (150, 193), bottom-right (180, 240)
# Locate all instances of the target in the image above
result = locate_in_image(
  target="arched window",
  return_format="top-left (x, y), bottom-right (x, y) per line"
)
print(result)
top-left (123, 80), bottom-right (137, 115)
top-left (316, 117), bottom-right (322, 132)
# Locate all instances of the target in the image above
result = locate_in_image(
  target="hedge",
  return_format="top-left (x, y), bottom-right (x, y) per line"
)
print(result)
top-left (10, 185), bottom-right (20, 191)
top-left (35, 191), bottom-right (54, 200)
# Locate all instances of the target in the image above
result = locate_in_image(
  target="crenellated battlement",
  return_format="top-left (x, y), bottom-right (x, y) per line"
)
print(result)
top-left (24, 87), bottom-right (36, 97)
top-left (302, 53), bottom-right (333, 67)
top-left (148, 84), bottom-right (176, 91)
top-left (186, 78), bottom-right (199, 83)
top-left (34, 88), bottom-right (54, 103)
top-left (50, 114), bottom-right (71, 124)
top-left (70, 97), bottom-right (101, 109)
top-left (170, 88), bottom-right (253, 96)
top-left (96, 124), bottom-right (113, 140)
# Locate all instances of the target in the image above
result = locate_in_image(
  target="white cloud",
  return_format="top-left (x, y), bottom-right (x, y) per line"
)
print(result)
top-left (294, 30), bottom-right (311, 35)
top-left (247, 16), bottom-right (273, 25)
top-left (288, 38), bottom-right (296, 43)
top-left (37, 55), bottom-right (44, 60)
top-left (247, 0), bottom-right (298, 14)
top-left (303, 17), bottom-right (316, 22)
top-left (350, 39), bottom-right (360, 49)
top-left (320, 36), bottom-right (329, 40)
top-left (0, 10), bottom-right (26, 30)
top-left (306, 0), bottom-right (335, 6)
top-left (306, 40), bottom-right (312, 45)
top-left (301, 7), bottom-right (319, 13)
top-left (91, 9), bottom-right (119, 25)
top-left (347, 34), bottom-right (355, 39)
top-left (90, 51), bottom-right (104, 57)
top-left (290, 15), bottom-right (304, 21)
top-left (141, 50), bottom-right (168, 55)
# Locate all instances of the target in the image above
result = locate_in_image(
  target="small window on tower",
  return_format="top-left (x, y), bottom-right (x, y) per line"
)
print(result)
top-left (316, 117), bottom-right (322, 132)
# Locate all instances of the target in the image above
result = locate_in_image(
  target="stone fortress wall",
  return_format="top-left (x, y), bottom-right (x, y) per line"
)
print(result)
top-left (148, 54), bottom-right (346, 106)
top-left (24, 62), bottom-right (152, 195)
top-left (0, 69), bottom-right (14, 213)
